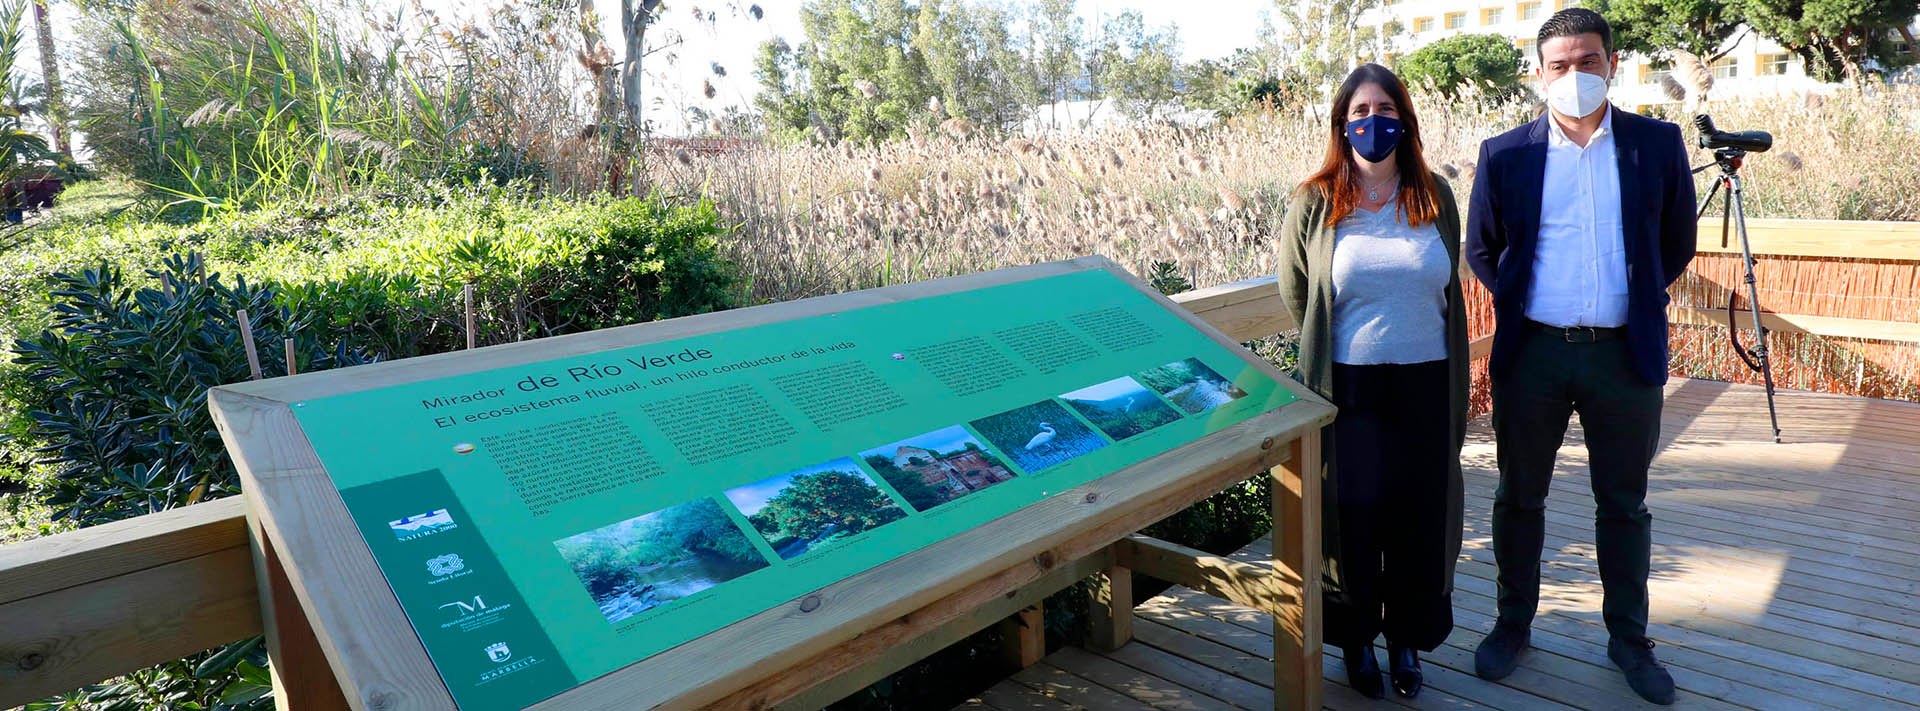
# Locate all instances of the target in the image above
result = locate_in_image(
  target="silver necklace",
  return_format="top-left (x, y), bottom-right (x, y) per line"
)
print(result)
top-left (1362, 173), bottom-right (1398, 202)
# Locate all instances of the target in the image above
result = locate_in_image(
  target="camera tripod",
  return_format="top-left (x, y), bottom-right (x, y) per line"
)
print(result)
top-left (1693, 147), bottom-right (1783, 443)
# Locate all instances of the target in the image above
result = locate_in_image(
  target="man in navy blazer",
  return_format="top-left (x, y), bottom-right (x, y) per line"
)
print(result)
top-left (1463, 9), bottom-right (1695, 706)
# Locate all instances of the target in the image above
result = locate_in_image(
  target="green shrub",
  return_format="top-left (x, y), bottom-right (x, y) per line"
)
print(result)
top-left (1, 183), bottom-right (740, 710)
top-left (14, 255), bottom-right (380, 526)
top-left (9, 255), bottom-right (386, 710)
top-left (0, 183), bottom-right (739, 437)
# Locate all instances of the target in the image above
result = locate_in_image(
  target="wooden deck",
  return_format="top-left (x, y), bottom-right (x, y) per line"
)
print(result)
top-left (955, 378), bottom-right (1920, 711)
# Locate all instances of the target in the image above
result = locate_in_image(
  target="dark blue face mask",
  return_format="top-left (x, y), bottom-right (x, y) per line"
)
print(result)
top-left (1345, 114), bottom-right (1405, 164)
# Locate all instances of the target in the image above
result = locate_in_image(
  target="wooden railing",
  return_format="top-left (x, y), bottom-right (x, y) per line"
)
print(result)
top-left (1, 216), bottom-right (1915, 709)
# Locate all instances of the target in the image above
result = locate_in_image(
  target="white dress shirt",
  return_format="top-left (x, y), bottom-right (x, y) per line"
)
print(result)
top-left (1527, 110), bottom-right (1629, 328)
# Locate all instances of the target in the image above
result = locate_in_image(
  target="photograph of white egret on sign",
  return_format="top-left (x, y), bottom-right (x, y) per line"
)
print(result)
top-left (969, 399), bottom-right (1108, 473)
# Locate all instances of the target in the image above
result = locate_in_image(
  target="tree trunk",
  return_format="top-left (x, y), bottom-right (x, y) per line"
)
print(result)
top-left (1902, 26), bottom-right (1920, 64)
top-left (31, 0), bottom-right (66, 155)
top-left (577, 0), bottom-right (624, 192)
top-left (620, 0), bottom-right (660, 139)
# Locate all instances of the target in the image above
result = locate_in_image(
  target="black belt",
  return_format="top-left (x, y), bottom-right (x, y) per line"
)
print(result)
top-left (1527, 319), bottom-right (1625, 343)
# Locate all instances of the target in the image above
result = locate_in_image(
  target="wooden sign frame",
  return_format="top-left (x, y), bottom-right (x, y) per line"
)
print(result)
top-left (209, 256), bottom-right (1335, 710)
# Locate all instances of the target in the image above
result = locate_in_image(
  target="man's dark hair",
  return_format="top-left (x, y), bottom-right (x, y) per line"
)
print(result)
top-left (1536, 8), bottom-right (1613, 59)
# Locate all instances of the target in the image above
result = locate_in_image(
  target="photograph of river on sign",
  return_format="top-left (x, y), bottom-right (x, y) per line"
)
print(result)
top-left (861, 425), bottom-right (1018, 512)
top-left (1060, 376), bottom-right (1183, 441)
top-left (969, 399), bottom-right (1108, 473)
top-left (1136, 357), bottom-right (1249, 415)
top-left (553, 498), bottom-right (769, 624)
top-left (725, 458), bottom-right (908, 560)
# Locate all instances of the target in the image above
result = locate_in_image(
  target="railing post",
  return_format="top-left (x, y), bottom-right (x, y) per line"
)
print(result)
top-left (246, 507), bottom-right (352, 711)
top-left (1272, 435), bottom-right (1323, 711)
top-left (1089, 563), bottom-right (1133, 652)
top-left (996, 603), bottom-right (1045, 670)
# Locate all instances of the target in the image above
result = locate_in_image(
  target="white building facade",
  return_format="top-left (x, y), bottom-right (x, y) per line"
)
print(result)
top-left (1354, 0), bottom-right (1920, 109)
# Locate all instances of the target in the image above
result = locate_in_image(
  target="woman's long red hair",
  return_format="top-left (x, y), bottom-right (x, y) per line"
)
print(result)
top-left (1298, 63), bottom-right (1441, 228)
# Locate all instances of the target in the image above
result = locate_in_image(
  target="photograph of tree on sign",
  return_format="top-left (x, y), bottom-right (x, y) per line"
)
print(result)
top-left (1137, 357), bottom-right (1249, 415)
top-left (552, 498), bottom-right (769, 624)
top-left (970, 399), bottom-right (1109, 473)
top-left (861, 425), bottom-right (1019, 512)
top-left (725, 458), bottom-right (908, 560)
top-left (1060, 376), bottom-right (1184, 440)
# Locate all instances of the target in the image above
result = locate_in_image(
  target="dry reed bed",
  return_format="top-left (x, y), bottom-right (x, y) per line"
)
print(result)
top-left (642, 88), bottom-right (1920, 401)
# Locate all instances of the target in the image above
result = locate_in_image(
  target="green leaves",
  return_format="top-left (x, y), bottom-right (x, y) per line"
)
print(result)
top-left (1591, 0), bottom-right (1742, 63)
top-left (1396, 34), bottom-right (1529, 105)
top-left (1733, 0), bottom-right (1919, 81)
top-left (12, 253), bottom-right (369, 528)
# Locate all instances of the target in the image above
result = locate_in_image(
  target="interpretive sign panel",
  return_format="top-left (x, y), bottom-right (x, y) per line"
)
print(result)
top-left (214, 258), bottom-right (1317, 710)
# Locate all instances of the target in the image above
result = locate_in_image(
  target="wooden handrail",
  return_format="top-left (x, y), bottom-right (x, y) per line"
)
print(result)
top-left (1694, 218), bottom-right (1920, 261)
top-left (0, 499), bottom-right (261, 704)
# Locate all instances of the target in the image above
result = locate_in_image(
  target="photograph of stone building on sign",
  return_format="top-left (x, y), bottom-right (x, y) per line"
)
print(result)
top-left (896, 444), bottom-right (1015, 495)
top-left (863, 425), bottom-right (1020, 512)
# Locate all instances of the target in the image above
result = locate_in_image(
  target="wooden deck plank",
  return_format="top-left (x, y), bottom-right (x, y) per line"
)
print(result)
top-left (975, 679), bottom-right (1079, 711)
top-left (1102, 640), bottom-right (1275, 709)
top-left (1456, 475), bottom-right (1920, 625)
top-left (1162, 584), bottom-right (1773, 711)
top-left (1460, 463), bottom-right (1920, 612)
top-left (1227, 538), bottom-right (1867, 709)
top-left (1044, 646), bottom-right (1243, 711)
top-left (1450, 546), bottom-right (1920, 704)
top-left (1009, 662), bottom-right (1162, 711)
top-left (952, 380), bottom-right (1920, 711)
top-left (1127, 617), bottom-right (1497, 711)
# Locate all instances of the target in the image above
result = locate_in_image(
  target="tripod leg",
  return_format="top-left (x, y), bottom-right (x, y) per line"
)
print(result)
top-left (1729, 175), bottom-right (1783, 443)
top-left (1695, 178), bottom-right (1723, 222)
top-left (1720, 177), bottom-right (1734, 250)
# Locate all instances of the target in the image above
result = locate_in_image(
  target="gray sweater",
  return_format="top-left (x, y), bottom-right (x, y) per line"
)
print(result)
top-left (1330, 206), bottom-right (1451, 365)
top-left (1273, 173), bottom-right (1468, 611)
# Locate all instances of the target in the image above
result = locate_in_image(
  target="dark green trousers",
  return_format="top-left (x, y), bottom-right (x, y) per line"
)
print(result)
top-left (1490, 324), bottom-right (1661, 642)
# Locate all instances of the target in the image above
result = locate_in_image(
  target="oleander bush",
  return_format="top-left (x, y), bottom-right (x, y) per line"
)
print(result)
top-left (0, 183), bottom-right (738, 445)
top-left (0, 184), bottom-right (737, 710)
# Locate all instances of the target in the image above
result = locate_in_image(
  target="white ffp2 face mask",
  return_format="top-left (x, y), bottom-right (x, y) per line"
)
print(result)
top-left (1546, 70), bottom-right (1611, 118)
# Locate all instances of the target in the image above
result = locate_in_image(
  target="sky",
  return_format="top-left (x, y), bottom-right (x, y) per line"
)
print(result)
top-left (1062, 376), bottom-right (1153, 403)
top-left (18, 1), bottom-right (1275, 142)
top-left (630, 0), bottom-right (1272, 131)
top-left (723, 457), bottom-right (874, 516)
top-left (861, 424), bottom-right (980, 459)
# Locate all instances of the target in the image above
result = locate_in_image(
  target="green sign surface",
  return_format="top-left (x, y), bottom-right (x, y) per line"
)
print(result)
top-left (293, 269), bottom-right (1296, 709)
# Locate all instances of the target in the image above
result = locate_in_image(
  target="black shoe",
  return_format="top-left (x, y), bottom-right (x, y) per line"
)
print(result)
top-left (1609, 636), bottom-right (1676, 705)
top-left (1474, 620), bottom-right (1531, 680)
top-left (1387, 644), bottom-right (1423, 698)
top-left (1342, 642), bottom-right (1385, 699)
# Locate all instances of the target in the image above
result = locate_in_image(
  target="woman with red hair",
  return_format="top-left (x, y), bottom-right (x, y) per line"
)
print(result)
top-left (1275, 63), bottom-right (1469, 700)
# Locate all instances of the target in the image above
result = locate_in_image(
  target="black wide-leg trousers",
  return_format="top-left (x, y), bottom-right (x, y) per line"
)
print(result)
top-left (1328, 358), bottom-right (1454, 651)
top-left (1490, 325), bottom-right (1662, 643)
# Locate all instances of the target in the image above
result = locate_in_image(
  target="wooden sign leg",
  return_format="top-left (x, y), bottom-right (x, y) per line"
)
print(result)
top-left (1272, 435), bottom-right (1323, 711)
top-left (246, 512), bottom-right (353, 711)
top-left (1089, 563), bottom-right (1133, 652)
top-left (996, 603), bottom-right (1045, 670)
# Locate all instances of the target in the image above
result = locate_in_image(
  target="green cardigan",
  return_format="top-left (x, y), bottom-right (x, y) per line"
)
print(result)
top-left (1273, 173), bottom-right (1469, 629)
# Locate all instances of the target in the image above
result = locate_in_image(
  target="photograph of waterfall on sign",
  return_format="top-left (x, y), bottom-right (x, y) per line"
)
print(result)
top-left (553, 498), bottom-right (769, 625)
top-left (969, 399), bottom-right (1108, 473)
top-left (1060, 376), bottom-right (1184, 440)
top-left (725, 458), bottom-right (907, 561)
top-left (1136, 357), bottom-right (1249, 415)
